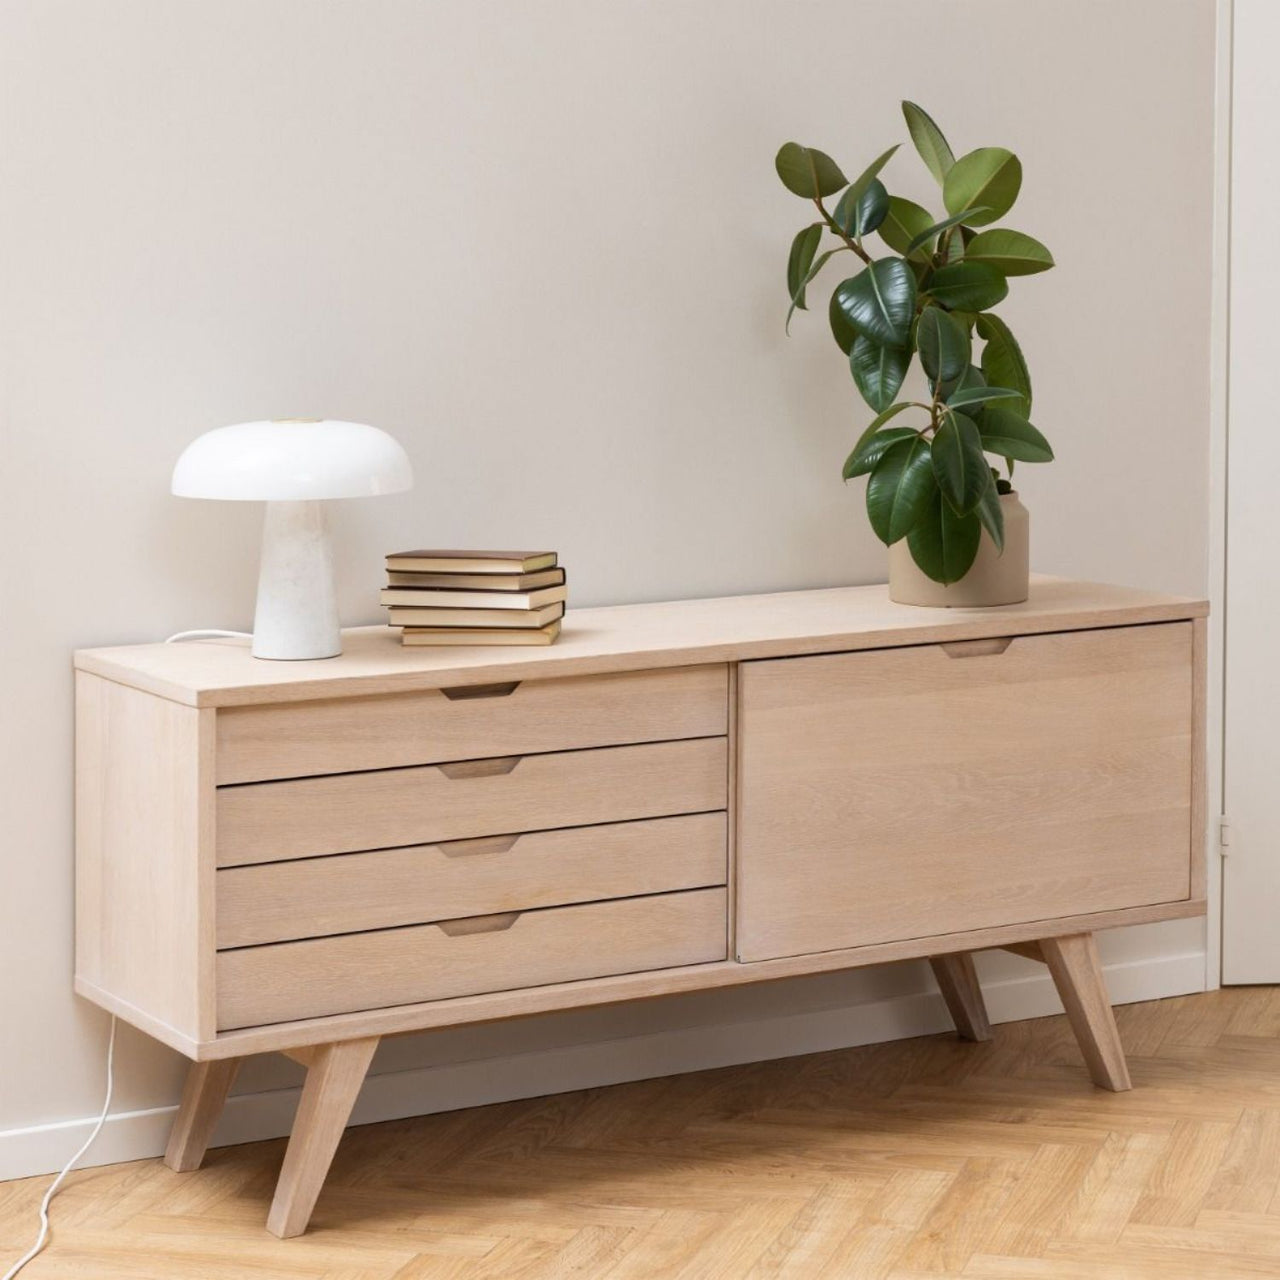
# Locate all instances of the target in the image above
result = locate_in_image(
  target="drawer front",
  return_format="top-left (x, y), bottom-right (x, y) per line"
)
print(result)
top-left (216, 665), bottom-right (729, 784)
top-left (217, 812), bottom-right (727, 947)
top-left (737, 623), bottom-right (1195, 963)
top-left (217, 736), bottom-right (728, 866)
top-left (217, 887), bottom-right (728, 1029)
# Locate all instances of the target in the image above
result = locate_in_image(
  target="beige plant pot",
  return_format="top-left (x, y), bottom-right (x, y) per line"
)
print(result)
top-left (888, 492), bottom-right (1029, 607)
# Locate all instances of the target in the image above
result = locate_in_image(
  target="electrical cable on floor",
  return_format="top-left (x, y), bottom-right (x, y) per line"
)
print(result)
top-left (2, 627), bottom-right (249, 1278)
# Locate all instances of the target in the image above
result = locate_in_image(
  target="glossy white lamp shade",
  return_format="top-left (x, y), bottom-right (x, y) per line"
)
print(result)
top-left (172, 420), bottom-right (413, 660)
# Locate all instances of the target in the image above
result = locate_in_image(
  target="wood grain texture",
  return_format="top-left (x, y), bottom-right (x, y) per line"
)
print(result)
top-left (266, 1036), bottom-right (379, 1238)
top-left (215, 665), bottom-right (729, 784)
top-left (217, 888), bottom-right (729, 1030)
top-left (216, 737), bottom-right (727, 865)
top-left (216, 813), bottom-right (728, 948)
top-left (163, 1060), bottom-right (240, 1172)
top-left (1040, 933), bottom-right (1133, 1091)
top-left (736, 623), bottom-right (1195, 962)
top-left (7, 987), bottom-right (1280, 1277)
top-left (930, 953), bottom-right (992, 1042)
top-left (74, 672), bottom-right (216, 1042)
top-left (73, 577), bottom-right (1207, 708)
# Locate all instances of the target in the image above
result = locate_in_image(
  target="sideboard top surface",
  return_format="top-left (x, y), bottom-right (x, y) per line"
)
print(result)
top-left (74, 575), bottom-right (1208, 708)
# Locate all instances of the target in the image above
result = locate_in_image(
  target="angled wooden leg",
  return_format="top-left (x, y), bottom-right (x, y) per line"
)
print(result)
top-left (267, 1036), bottom-right (379, 1238)
top-left (929, 952), bottom-right (992, 1042)
top-left (1039, 933), bottom-right (1132, 1092)
top-left (164, 1058), bottom-right (241, 1172)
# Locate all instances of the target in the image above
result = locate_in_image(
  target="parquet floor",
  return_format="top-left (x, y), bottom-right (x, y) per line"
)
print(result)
top-left (5, 986), bottom-right (1280, 1278)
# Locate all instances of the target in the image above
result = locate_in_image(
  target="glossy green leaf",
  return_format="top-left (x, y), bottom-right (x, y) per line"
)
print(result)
top-left (877, 196), bottom-right (934, 261)
top-left (866, 435), bottom-right (936, 544)
top-left (937, 361), bottom-right (985, 408)
top-left (979, 407), bottom-right (1054, 462)
top-left (905, 207), bottom-right (986, 257)
top-left (932, 411), bottom-right (990, 514)
top-left (844, 402), bottom-right (921, 478)
top-left (943, 147), bottom-right (1022, 226)
top-left (906, 489), bottom-right (983, 583)
top-left (976, 313), bottom-right (1032, 416)
top-left (944, 384), bottom-right (1023, 410)
top-left (832, 259), bottom-right (917, 349)
top-left (842, 145), bottom-right (900, 209)
top-left (775, 142), bottom-right (847, 198)
top-left (834, 179), bottom-right (889, 238)
top-left (786, 223), bottom-right (823, 312)
top-left (917, 305), bottom-right (970, 385)
top-left (786, 247), bottom-right (844, 333)
top-left (828, 288), bottom-right (858, 354)
top-left (901, 101), bottom-right (955, 186)
top-left (842, 424), bottom-right (921, 479)
top-left (975, 480), bottom-right (1006, 552)
top-left (849, 335), bottom-right (910, 413)
top-left (926, 261), bottom-right (1008, 312)
top-left (963, 228), bottom-right (1054, 276)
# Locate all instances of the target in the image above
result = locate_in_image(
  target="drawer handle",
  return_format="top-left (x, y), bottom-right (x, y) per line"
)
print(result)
top-left (436, 833), bottom-right (520, 857)
top-left (436, 911), bottom-right (521, 937)
top-left (436, 756), bottom-right (522, 779)
top-left (440, 681), bottom-right (521, 701)
top-left (941, 637), bottom-right (1013, 658)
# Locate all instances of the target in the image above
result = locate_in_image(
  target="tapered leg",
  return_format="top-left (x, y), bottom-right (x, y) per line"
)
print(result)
top-left (1039, 933), bottom-right (1132, 1092)
top-left (164, 1058), bottom-right (242, 1172)
top-left (267, 1036), bottom-right (379, 1238)
top-left (929, 952), bottom-right (993, 1042)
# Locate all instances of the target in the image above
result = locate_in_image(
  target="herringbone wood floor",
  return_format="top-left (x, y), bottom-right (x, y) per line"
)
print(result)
top-left (5, 987), bottom-right (1280, 1278)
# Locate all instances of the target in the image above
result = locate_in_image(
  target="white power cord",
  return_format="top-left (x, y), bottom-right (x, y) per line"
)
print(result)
top-left (2, 1017), bottom-right (117, 1280)
top-left (3, 627), bottom-right (249, 1279)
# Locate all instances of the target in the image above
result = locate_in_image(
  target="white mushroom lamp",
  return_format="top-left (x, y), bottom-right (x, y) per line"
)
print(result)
top-left (172, 419), bottom-right (413, 660)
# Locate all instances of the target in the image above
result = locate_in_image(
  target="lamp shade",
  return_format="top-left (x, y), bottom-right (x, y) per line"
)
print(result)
top-left (171, 419), bottom-right (413, 501)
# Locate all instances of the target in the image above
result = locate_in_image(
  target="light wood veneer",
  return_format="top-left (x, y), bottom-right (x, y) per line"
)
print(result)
top-left (72, 578), bottom-right (1208, 1237)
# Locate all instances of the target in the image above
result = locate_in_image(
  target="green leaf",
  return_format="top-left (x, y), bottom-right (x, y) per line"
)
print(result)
top-left (926, 262), bottom-right (1008, 312)
top-left (905, 207), bottom-right (987, 257)
top-left (916, 306), bottom-right (970, 384)
top-left (786, 223), bottom-right (823, 312)
top-left (975, 481), bottom-right (1006, 552)
top-left (844, 402), bottom-right (922, 479)
top-left (832, 259), bottom-right (917, 349)
top-left (786, 246), bottom-right (844, 333)
top-left (907, 489), bottom-right (983, 583)
top-left (866, 435), bottom-right (936, 544)
top-left (963, 228), bottom-right (1054, 276)
top-left (849, 335), bottom-right (909, 413)
top-left (938, 362), bottom-right (986, 409)
top-left (842, 145), bottom-right (900, 210)
top-left (901, 101), bottom-right (955, 186)
top-left (943, 147), bottom-right (1022, 226)
top-left (878, 196), bottom-right (934, 261)
top-left (944, 384), bottom-right (1024, 410)
top-left (775, 142), bottom-right (847, 198)
top-left (976, 313), bottom-right (1032, 416)
top-left (834, 179), bottom-right (889, 238)
top-left (979, 407), bottom-right (1054, 462)
top-left (932, 411), bottom-right (990, 514)
top-left (828, 288), bottom-right (858, 354)
top-left (842, 423), bottom-right (920, 479)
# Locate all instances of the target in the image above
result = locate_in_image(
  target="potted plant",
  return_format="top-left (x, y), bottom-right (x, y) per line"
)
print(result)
top-left (776, 102), bottom-right (1055, 606)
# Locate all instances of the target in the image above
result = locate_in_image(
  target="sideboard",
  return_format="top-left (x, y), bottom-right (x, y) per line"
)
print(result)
top-left (73, 576), bottom-right (1207, 1237)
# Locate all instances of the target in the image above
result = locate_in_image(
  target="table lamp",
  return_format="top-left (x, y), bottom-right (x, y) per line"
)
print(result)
top-left (172, 419), bottom-right (413, 660)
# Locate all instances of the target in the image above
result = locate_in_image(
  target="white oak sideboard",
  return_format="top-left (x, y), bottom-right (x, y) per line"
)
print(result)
top-left (73, 576), bottom-right (1207, 1237)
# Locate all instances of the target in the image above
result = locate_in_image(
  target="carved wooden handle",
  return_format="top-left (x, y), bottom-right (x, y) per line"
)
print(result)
top-left (435, 833), bottom-right (520, 857)
top-left (440, 681), bottom-right (521, 701)
top-left (435, 756), bottom-right (522, 779)
top-left (941, 637), bottom-right (1013, 658)
top-left (436, 911), bottom-right (521, 937)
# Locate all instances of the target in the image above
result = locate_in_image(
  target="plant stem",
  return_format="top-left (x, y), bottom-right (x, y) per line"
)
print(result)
top-left (813, 197), bottom-right (872, 264)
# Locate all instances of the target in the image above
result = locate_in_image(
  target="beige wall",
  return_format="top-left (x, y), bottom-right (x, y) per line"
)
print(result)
top-left (0, 0), bottom-right (1216, 1166)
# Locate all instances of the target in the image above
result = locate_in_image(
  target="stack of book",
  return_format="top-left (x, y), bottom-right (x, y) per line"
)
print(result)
top-left (381, 549), bottom-right (566, 646)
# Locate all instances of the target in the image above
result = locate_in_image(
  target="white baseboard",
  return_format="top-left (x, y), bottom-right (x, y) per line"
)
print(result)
top-left (0, 949), bottom-right (1205, 1183)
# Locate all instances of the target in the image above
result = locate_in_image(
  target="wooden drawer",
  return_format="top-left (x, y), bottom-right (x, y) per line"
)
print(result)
top-left (736, 623), bottom-right (1195, 962)
top-left (217, 736), bottom-right (727, 866)
top-left (216, 812), bottom-right (727, 947)
top-left (217, 887), bottom-right (728, 1029)
top-left (216, 665), bottom-right (728, 784)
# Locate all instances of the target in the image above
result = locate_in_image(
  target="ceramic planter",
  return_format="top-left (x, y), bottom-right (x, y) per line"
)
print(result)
top-left (888, 492), bottom-right (1029, 607)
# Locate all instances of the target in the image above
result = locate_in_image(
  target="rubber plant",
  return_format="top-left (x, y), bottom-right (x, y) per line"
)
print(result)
top-left (777, 102), bottom-right (1055, 584)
